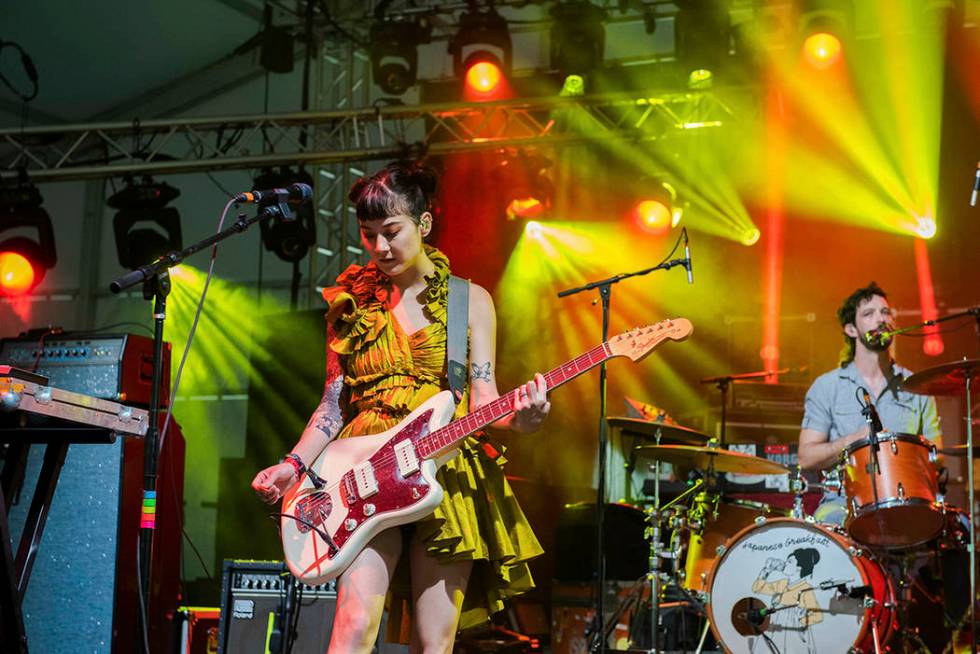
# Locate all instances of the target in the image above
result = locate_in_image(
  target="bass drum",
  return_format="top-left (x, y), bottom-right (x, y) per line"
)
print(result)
top-left (705, 518), bottom-right (896, 654)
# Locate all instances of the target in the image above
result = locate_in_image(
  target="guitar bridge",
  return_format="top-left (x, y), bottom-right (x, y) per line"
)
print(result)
top-left (295, 492), bottom-right (332, 534)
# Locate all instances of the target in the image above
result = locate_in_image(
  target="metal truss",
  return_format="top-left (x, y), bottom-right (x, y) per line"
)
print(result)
top-left (1, 86), bottom-right (740, 298)
top-left (0, 90), bottom-right (736, 183)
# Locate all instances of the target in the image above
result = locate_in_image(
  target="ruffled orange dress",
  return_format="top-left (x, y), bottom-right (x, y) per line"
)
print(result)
top-left (321, 245), bottom-right (543, 633)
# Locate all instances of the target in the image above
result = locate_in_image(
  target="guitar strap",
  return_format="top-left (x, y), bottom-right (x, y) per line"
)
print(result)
top-left (447, 275), bottom-right (469, 406)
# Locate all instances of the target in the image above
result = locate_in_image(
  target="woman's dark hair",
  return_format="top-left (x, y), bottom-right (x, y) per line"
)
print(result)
top-left (836, 281), bottom-right (888, 367)
top-left (789, 547), bottom-right (820, 578)
top-left (348, 160), bottom-right (438, 224)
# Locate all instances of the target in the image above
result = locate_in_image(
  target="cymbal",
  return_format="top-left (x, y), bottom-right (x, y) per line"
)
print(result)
top-left (633, 444), bottom-right (790, 475)
top-left (607, 416), bottom-right (709, 445)
top-left (902, 359), bottom-right (980, 396)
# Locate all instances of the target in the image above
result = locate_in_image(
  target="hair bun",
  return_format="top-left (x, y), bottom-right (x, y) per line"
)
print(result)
top-left (401, 160), bottom-right (438, 196)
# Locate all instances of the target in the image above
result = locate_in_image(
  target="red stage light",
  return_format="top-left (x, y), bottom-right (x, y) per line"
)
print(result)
top-left (803, 32), bottom-right (842, 69)
top-left (465, 60), bottom-right (502, 94)
top-left (633, 200), bottom-right (672, 235)
top-left (0, 250), bottom-right (36, 297)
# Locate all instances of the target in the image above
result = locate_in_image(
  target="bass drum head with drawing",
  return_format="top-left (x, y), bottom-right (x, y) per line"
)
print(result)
top-left (705, 518), bottom-right (895, 654)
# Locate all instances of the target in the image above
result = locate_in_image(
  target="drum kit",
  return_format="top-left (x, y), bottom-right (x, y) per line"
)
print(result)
top-left (600, 359), bottom-right (980, 654)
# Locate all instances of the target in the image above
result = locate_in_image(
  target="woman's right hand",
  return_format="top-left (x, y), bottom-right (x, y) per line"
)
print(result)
top-left (251, 463), bottom-right (298, 505)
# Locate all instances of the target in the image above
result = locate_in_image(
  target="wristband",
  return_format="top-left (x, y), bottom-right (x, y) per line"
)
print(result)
top-left (280, 453), bottom-right (305, 479)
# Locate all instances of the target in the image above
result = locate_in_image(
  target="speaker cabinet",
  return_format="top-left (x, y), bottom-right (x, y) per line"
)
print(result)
top-left (217, 560), bottom-right (336, 654)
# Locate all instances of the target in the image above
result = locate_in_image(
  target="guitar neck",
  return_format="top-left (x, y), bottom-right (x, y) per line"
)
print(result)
top-left (417, 343), bottom-right (611, 459)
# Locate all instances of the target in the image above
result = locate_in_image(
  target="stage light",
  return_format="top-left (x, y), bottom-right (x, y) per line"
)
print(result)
top-left (525, 221), bottom-right (544, 239)
top-left (450, 9), bottom-right (511, 96)
top-left (109, 177), bottom-right (182, 269)
top-left (369, 18), bottom-right (431, 95)
top-left (631, 181), bottom-right (680, 236)
top-left (560, 74), bottom-right (586, 97)
top-left (799, 0), bottom-right (849, 69)
top-left (674, 1), bottom-right (731, 82)
top-left (688, 68), bottom-right (713, 89)
top-left (802, 32), bottom-right (842, 68)
top-left (465, 59), bottom-right (503, 94)
top-left (550, 1), bottom-right (607, 77)
top-left (0, 179), bottom-right (57, 297)
top-left (253, 167), bottom-right (317, 263)
top-left (0, 251), bottom-right (35, 296)
top-left (741, 228), bottom-right (761, 246)
top-left (494, 150), bottom-right (554, 221)
top-left (633, 200), bottom-right (672, 235)
top-left (914, 216), bottom-right (936, 239)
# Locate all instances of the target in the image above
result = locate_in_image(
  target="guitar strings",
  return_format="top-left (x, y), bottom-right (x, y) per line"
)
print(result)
top-left (291, 344), bottom-right (611, 505)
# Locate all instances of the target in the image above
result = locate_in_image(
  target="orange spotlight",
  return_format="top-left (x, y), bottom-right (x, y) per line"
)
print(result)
top-left (803, 32), bottom-right (842, 69)
top-left (465, 59), bottom-right (502, 94)
top-left (0, 250), bottom-right (36, 297)
top-left (632, 200), bottom-right (672, 235)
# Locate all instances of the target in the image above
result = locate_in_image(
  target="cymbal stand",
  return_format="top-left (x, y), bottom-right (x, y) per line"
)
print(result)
top-left (647, 423), bottom-right (664, 654)
top-left (699, 369), bottom-right (791, 447)
top-left (965, 367), bottom-right (976, 654)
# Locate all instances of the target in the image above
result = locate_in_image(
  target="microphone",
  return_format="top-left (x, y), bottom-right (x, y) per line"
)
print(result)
top-left (746, 606), bottom-right (769, 625)
top-left (235, 183), bottom-right (313, 205)
top-left (860, 388), bottom-right (884, 435)
top-left (862, 327), bottom-right (893, 348)
top-left (683, 229), bottom-right (693, 285)
top-left (971, 162), bottom-right (979, 207)
top-left (818, 578), bottom-right (854, 592)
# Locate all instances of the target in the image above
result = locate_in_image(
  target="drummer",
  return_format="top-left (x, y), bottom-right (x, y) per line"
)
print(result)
top-left (797, 281), bottom-right (942, 525)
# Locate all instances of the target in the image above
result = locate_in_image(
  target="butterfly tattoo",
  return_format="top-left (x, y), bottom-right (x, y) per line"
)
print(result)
top-left (471, 361), bottom-right (492, 382)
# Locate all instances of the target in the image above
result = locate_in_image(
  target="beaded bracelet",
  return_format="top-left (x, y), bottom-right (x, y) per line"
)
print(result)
top-left (280, 453), bottom-right (306, 479)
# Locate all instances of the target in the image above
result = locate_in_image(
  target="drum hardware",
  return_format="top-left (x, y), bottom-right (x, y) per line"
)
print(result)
top-left (699, 368), bottom-right (798, 446)
top-left (904, 357), bottom-right (979, 654)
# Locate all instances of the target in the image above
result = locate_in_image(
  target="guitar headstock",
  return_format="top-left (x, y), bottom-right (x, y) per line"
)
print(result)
top-left (607, 318), bottom-right (693, 362)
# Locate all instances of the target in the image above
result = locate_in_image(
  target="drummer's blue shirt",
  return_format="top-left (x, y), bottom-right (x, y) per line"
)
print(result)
top-left (802, 361), bottom-right (941, 442)
top-left (801, 361), bottom-right (942, 521)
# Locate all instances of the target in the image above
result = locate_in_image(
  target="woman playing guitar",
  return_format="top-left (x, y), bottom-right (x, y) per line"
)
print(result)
top-left (251, 160), bottom-right (551, 653)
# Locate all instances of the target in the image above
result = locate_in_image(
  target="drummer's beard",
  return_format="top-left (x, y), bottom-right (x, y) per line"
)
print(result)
top-left (862, 323), bottom-right (893, 352)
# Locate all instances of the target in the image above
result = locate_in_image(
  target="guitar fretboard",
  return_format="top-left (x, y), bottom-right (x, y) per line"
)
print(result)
top-left (416, 343), bottom-right (611, 459)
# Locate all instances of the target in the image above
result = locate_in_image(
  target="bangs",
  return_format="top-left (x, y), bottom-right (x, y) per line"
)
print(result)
top-left (355, 182), bottom-right (411, 222)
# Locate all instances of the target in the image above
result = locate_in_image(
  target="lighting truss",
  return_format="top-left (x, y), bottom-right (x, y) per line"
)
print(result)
top-left (0, 90), bottom-right (740, 183)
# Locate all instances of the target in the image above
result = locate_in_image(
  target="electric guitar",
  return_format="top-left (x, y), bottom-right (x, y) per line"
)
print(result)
top-left (280, 318), bottom-right (693, 584)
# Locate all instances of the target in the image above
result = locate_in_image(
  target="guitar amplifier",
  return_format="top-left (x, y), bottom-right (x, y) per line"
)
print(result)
top-left (0, 331), bottom-right (170, 407)
top-left (217, 560), bottom-right (337, 654)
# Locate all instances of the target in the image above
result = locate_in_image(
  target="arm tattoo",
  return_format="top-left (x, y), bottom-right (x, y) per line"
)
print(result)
top-left (306, 376), bottom-right (345, 439)
top-left (471, 361), bottom-right (492, 383)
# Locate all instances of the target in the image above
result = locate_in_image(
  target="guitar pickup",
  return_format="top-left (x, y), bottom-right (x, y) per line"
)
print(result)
top-left (394, 440), bottom-right (420, 477)
top-left (352, 461), bottom-right (378, 499)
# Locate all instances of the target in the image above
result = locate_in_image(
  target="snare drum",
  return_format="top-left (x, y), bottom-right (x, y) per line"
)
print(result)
top-left (682, 497), bottom-right (779, 592)
top-left (705, 518), bottom-right (896, 654)
top-left (842, 431), bottom-right (942, 548)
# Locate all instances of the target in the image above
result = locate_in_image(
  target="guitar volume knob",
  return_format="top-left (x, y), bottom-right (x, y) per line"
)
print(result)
top-left (363, 503), bottom-right (376, 517)
top-left (344, 518), bottom-right (358, 532)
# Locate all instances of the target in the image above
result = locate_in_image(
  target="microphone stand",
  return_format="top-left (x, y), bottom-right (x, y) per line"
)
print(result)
top-left (873, 306), bottom-right (980, 353)
top-left (108, 199), bottom-right (297, 643)
top-left (557, 255), bottom-right (690, 654)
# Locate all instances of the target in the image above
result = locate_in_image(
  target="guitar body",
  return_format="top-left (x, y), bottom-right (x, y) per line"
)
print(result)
top-left (279, 318), bottom-right (693, 586)
top-left (281, 391), bottom-right (458, 585)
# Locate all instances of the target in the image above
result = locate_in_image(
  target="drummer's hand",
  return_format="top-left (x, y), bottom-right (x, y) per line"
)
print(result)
top-left (847, 426), bottom-right (870, 446)
top-left (251, 463), bottom-right (298, 505)
top-left (512, 373), bottom-right (551, 433)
